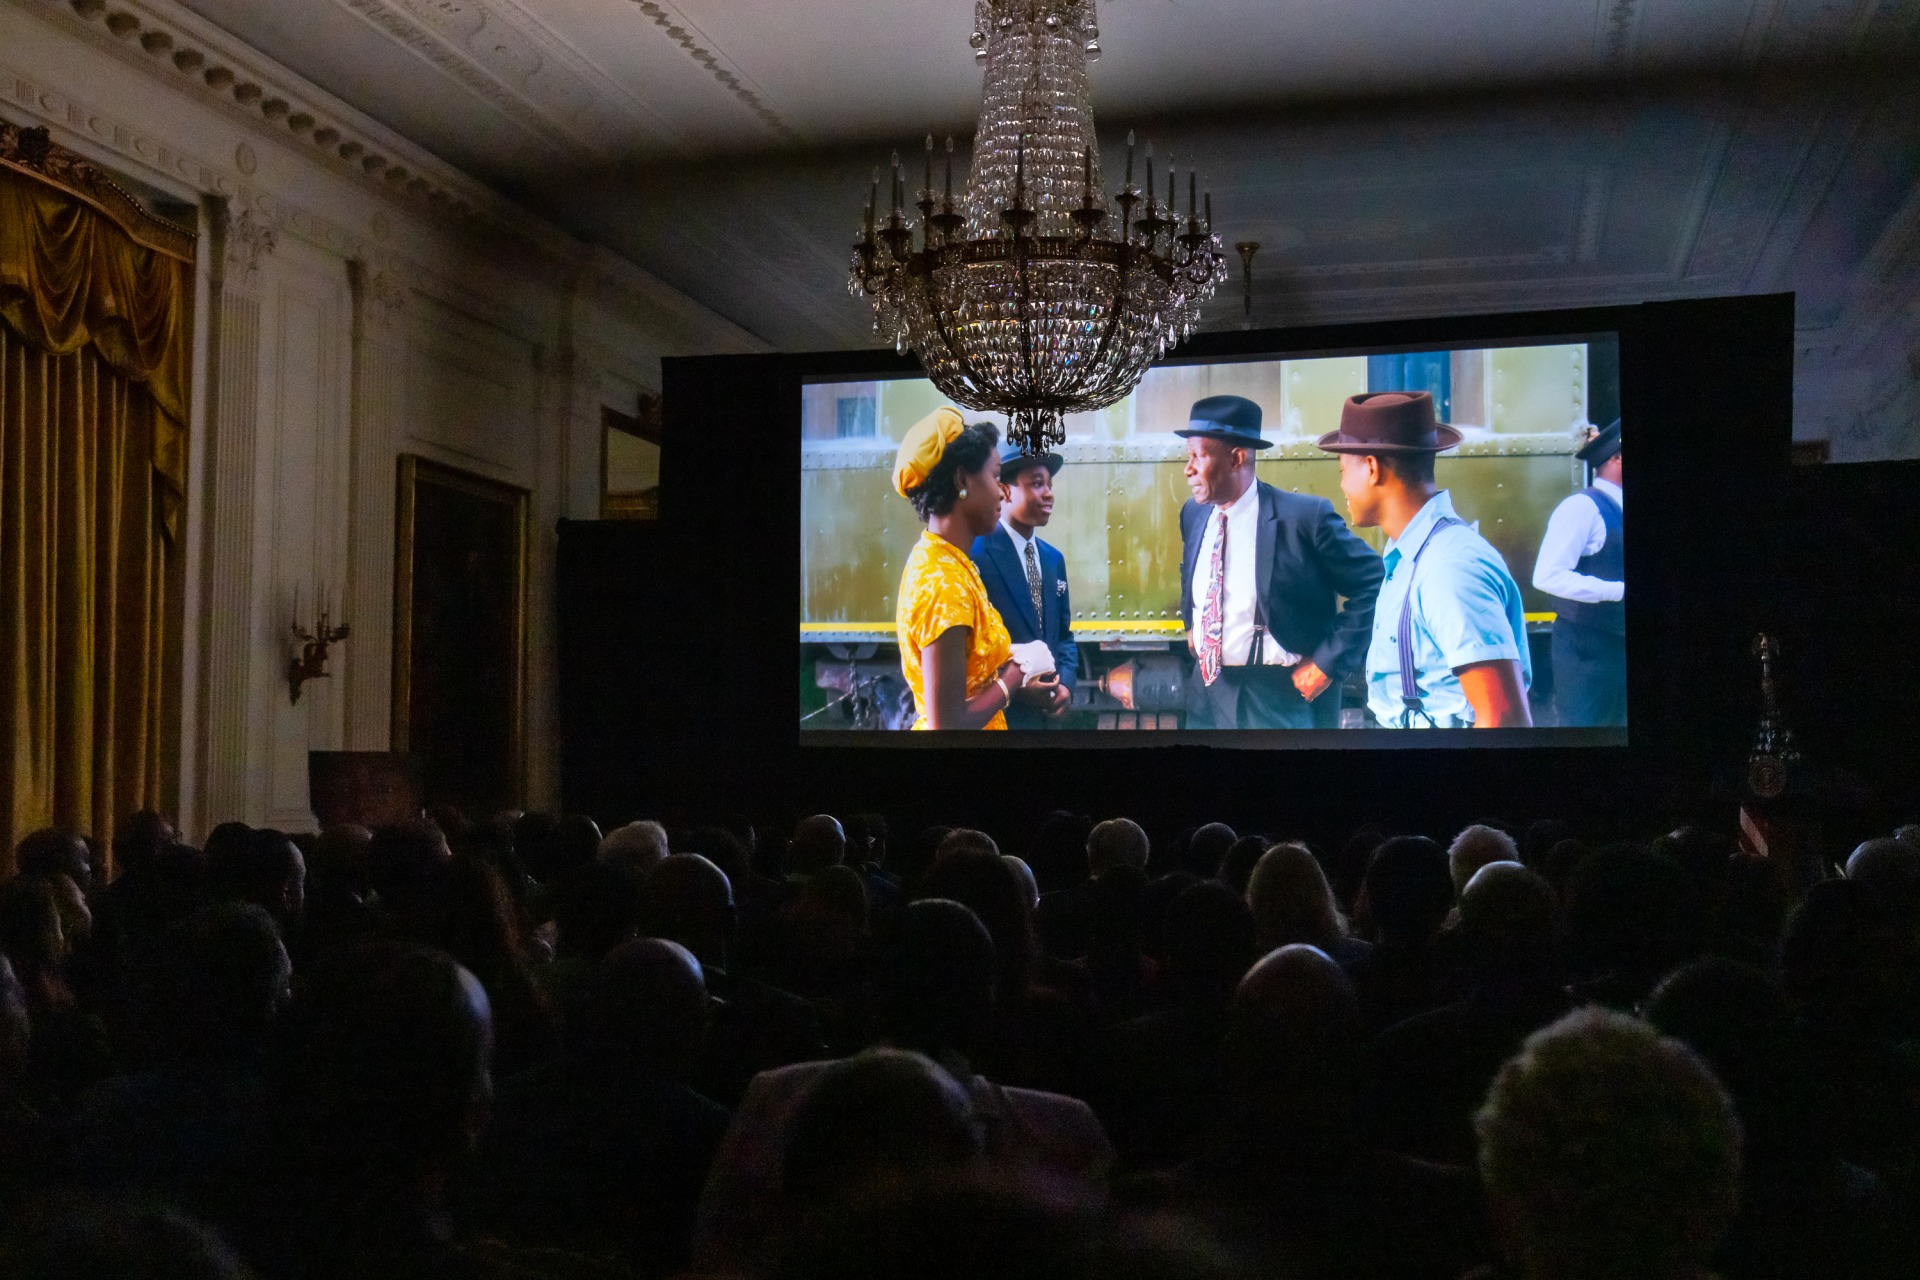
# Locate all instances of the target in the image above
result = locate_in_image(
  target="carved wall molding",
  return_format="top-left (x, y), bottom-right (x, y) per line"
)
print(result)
top-left (223, 205), bottom-right (276, 275)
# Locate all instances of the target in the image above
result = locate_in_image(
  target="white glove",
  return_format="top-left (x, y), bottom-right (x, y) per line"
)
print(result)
top-left (1009, 639), bottom-right (1055, 679)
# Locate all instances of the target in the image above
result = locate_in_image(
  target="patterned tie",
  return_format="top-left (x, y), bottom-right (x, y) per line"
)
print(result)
top-left (1024, 539), bottom-right (1044, 629)
top-left (1198, 507), bottom-right (1228, 686)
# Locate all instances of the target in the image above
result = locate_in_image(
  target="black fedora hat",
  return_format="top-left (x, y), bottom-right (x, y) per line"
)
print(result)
top-left (1315, 391), bottom-right (1463, 454)
top-left (999, 442), bottom-right (1063, 483)
top-left (1576, 418), bottom-right (1621, 465)
top-left (1174, 395), bottom-right (1272, 450)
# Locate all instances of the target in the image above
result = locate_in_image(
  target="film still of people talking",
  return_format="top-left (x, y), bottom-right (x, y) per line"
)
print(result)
top-left (801, 344), bottom-right (1626, 736)
top-left (4, 1), bottom-right (1920, 1279)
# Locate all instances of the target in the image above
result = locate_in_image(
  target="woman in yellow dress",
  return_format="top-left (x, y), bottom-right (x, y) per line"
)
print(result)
top-left (892, 408), bottom-right (1028, 730)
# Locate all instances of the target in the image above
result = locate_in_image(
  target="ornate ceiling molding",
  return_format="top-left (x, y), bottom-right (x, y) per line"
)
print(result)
top-left (29, 0), bottom-right (580, 261)
top-left (624, 0), bottom-right (801, 144)
top-left (331, 0), bottom-right (681, 158)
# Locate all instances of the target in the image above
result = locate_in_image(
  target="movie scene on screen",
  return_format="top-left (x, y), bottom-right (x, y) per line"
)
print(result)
top-left (800, 337), bottom-right (1625, 742)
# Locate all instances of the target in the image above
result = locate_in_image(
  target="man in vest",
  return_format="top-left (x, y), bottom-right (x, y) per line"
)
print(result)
top-left (1533, 419), bottom-right (1624, 727)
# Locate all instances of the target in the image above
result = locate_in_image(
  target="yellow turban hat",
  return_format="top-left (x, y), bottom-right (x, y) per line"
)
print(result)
top-left (892, 406), bottom-right (967, 498)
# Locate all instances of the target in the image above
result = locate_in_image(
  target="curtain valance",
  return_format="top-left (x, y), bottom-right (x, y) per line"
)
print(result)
top-left (0, 121), bottom-right (194, 538)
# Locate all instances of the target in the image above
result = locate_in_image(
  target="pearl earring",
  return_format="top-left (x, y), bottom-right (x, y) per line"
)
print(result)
top-left (959, 487), bottom-right (969, 499)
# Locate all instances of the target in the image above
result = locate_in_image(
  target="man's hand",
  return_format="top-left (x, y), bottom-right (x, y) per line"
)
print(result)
top-left (1291, 661), bottom-right (1332, 703)
top-left (1019, 672), bottom-right (1062, 708)
top-left (1045, 679), bottom-right (1071, 717)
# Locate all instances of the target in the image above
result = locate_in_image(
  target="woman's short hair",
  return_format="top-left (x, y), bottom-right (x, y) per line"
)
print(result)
top-left (906, 421), bottom-right (999, 521)
top-left (1476, 1007), bottom-right (1740, 1280)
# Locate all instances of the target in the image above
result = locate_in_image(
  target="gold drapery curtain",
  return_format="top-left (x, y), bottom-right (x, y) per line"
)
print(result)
top-left (0, 134), bottom-right (194, 875)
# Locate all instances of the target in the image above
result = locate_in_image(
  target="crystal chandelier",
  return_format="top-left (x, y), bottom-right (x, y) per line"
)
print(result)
top-left (849, 0), bottom-right (1228, 455)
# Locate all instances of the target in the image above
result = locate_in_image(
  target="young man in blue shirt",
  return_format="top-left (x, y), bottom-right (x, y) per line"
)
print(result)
top-left (1316, 391), bottom-right (1533, 729)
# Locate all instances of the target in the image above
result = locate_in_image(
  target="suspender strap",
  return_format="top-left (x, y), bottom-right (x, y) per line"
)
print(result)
top-left (1398, 516), bottom-right (1464, 726)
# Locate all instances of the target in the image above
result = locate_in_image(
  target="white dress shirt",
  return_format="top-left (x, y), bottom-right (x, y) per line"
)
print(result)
top-left (1191, 483), bottom-right (1302, 667)
top-left (1532, 477), bottom-right (1624, 604)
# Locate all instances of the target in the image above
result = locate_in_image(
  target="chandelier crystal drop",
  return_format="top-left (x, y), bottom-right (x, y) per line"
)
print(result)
top-left (849, 0), bottom-right (1227, 455)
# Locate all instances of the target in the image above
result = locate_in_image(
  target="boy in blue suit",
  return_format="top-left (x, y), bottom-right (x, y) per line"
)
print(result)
top-left (971, 444), bottom-right (1076, 728)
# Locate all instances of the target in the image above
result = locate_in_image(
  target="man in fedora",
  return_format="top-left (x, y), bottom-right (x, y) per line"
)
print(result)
top-left (1177, 394), bottom-right (1384, 730)
top-left (1532, 419), bottom-right (1625, 727)
top-left (971, 442), bottom-right (1074, 727)
top-left (1317, 391), bottom-right (1533, 729)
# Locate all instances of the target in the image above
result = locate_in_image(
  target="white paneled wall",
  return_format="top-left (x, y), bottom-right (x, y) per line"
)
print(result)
top-left (1, 0), bottom-right (762, 837)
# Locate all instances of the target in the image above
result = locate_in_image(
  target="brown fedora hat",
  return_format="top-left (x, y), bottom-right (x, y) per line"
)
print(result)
top-left (1315, 391), bottom-right (1463, 454)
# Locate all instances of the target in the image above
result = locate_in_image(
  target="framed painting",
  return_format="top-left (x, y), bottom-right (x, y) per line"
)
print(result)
top-left (392, 455), bottom-right (530, 811)
top-left (602, 393), bottom-right (662, 520)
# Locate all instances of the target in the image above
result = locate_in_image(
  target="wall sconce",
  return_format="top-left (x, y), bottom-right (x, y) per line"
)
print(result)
top-left (288, 585), bottom-right (351, 705)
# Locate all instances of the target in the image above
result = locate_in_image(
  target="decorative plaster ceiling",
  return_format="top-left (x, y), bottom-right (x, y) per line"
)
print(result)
top-left (170, 0), bottom-right (1907, 175)
top-left (150, 0), bottom-right (1920, 456)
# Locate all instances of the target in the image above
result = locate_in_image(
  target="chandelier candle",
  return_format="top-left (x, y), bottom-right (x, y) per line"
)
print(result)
top-left (848, 0), bottom-right (1227, 455)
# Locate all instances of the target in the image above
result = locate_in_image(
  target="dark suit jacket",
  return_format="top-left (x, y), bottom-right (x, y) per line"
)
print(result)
top-left (1178, 481), bottom-right (1384, 681)
top-left (971, 525), bottom-right (1079, 728)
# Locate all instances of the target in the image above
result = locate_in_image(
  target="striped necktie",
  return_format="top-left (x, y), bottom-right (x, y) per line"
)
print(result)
top-left (1198, 507), bottom-right (1228, 686)
top-left (1024, 539), bottom-right (1044, 628)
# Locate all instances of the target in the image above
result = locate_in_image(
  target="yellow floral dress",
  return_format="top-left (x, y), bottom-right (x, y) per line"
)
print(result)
top-left (896, 530), bottom-right (1013, 730)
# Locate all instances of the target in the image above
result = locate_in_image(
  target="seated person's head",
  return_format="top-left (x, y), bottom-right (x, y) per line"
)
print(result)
top-left (574, 937), bottom-right (707, 1077)
top-left (551, 860), bottom-right (644, 962)
top-left (0, 874), bottom-right (69, 977)
top-left (309, 824), bottom-right (373, 894)
top-left (1454, 861), bottom-right (1558, 979)
top-left (878, 900), bottom-right (996, 1060)
top-left (916, 850), bottom-right (1033, 999)
top-left (1217, 835), bottom-right (1268, 898)
top-left (1160, 881), bottom-right (1256, 1002)
top-left (598, 820), bottom-right (670, 876)
top-left (1001, 856), bottom-right (1040, 911)
top-left (155, 902), bottom-right (290, 1064)
top-left (1226, 944), bottom-right (1360, 1108)
top-left (366, 821), bottom-right (453, 928)
top-left (1184, 823), bottom-right (1237, 879)
top-left (1358, 835), bottom-right (1453, 946)
top-left (936, 828), bottom-right (1001, 862)
top-left (1246, 843), bottom-right (1347, 952)
top-left (789, 815), bottom-right (847, 876)
top-left (1476, 1008), bottom-right (1741, 1280)
top-left (788, 865), bottom-right (870, 957)
top-left (780, 1049), bottom-right (982, 1217)
top-left (15, 828), bottom-right (91, 891)
top-left (273, 940), bottom-right (492, 1189)
top-left (223, 829), bottom-right (306, 926)
top-left (1778, 877), bottom-right (1909, 1034)
top-left (1644, 958), bottom-right (1802, 1156)
top-left (638, 853), bottom-right (735, 966)
top-left (113, 810), bottom-right (177, 877)
top-left (1448, 824), bottom-right (1519, 897)
top-left (1845, 836), bottom-right (1920, 936)
top-left (550, 813), bottom-right (604, 878)
top-left (1086, 819), bottom-right (1150, 878)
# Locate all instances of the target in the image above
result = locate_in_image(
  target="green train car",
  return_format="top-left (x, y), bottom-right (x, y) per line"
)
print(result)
top-left (800, 344), bottom-right (1611, 730)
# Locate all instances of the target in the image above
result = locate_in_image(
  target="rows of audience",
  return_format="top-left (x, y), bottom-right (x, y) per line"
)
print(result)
top-left (1, 805), bottom-right (1917, 1278)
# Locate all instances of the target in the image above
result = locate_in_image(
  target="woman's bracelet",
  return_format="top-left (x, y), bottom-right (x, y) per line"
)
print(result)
top-left (993, 676), bottom-right (1011, 708)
